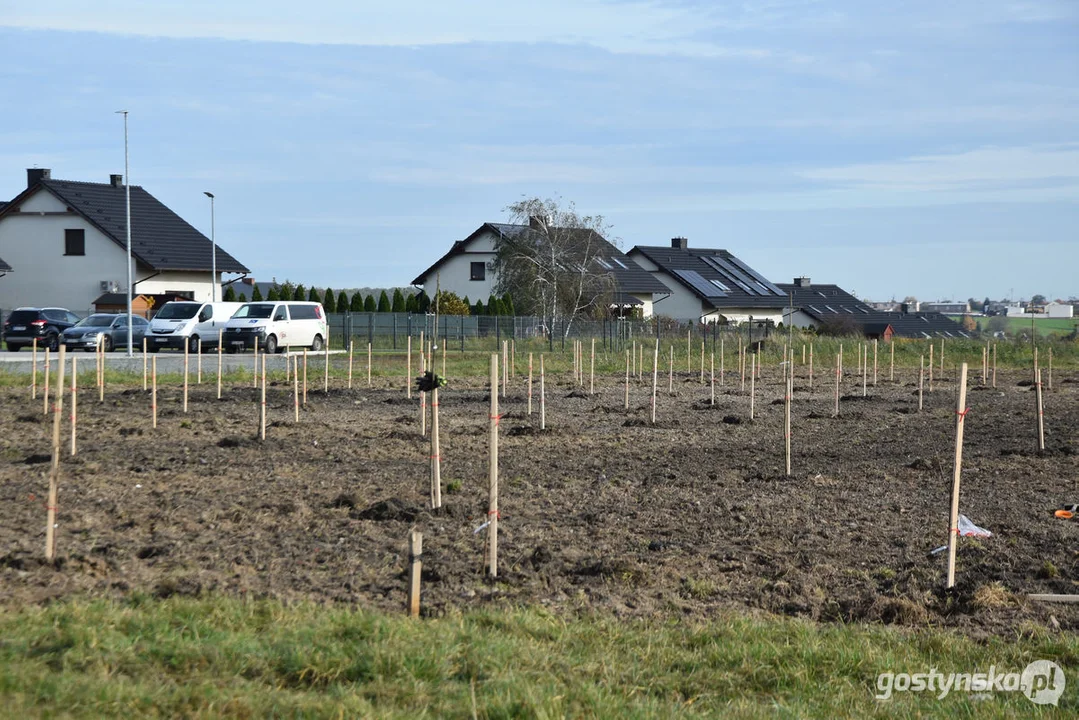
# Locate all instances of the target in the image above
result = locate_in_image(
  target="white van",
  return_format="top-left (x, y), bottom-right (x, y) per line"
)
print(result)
top-left (147, 301), bottom-right (244, 352)
top-left (222, 301), bottom-right (328, 354)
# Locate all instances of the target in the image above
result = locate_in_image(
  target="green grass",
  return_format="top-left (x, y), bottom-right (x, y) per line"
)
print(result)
top-left (980, 316), bottom-right (1078, 338)
top-left (0, 596), bottom-right (1076, 718)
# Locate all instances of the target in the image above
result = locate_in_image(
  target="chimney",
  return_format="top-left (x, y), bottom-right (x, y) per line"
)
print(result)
top-left (793, 276), bottom-right (810, 288)
top-left (27, 168), bottom-right (51, 188)
top-left (900, 303), bottom-right (910, 314)
top-left (671, 237), bottom-right (688, 250)
top-left (110, 174), bottom-right (124, 188)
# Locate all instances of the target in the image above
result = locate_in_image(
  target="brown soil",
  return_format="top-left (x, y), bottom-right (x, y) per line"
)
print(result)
top-left (2, 364), bottom-right (1077, 635)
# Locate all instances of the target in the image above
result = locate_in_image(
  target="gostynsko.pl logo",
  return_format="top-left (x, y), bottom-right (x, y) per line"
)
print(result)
top-left (875, 660), bottom-right (1065, 705)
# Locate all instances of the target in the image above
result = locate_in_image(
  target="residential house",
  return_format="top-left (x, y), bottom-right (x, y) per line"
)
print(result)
top-left (0, 168), bottom-right (249, 313)
top-left (627, 238), bottom-right (790, 323)
top-left (93, 292), bottom-right (190, 317)
top-left (1045, 302), bottom-right (1074, 319)
top-left (412, 220), bottom-right (669, 316)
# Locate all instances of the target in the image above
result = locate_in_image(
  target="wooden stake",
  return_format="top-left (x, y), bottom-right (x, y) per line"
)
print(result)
top-left (70, 356), bottom-right (77, 456)
top-left (527, 353), bottom-right (534, 415)
top-left (488, 353), bottom-right (499, 577)
top-left (928, 344), bottom-right (934, 392)
top-left (31, 338), bottom-right (38, 399)
top-left (740, 345), bottom-right (746, 392)
top-left (253, 336), bottom-right (259, 389)
top-left (502, 341), bottom-right (508, 397)
top-left (889, 341), bottom-right (894, 383)
top-left (293, 355), bottom-right (300, 422)
top-left (981, 345), bottom-right (987, 386)
top-left (589, 338), bottom-right (595, 395)
top-left (784, 367), bottom-right (792, 477)
top-left (833, 353), bottom-right (840, 417)
top-left (630, 340), bottom-right (635, 379)
top-left (720, 337), bottom-right (725, 385)
top-left (650, 339), bottom-right (658, 425)
top-left (1048, 347), bottom-right (1053, 391)
top-left (699, 341), bottom-right (704, 384)
top-left (918, 355), bottom-right (924, 412)
top-left (872, 339), bottom-right (878, 386)
top-left (1036, 368), bottom-right (1045, 452)
top-left (668, 346), bottom-right (673, 395)
top-left (441, 342), bottom-right (446, 379)
top-left (710, 352), bottom-right (715, 406)
top-left (624, 350), bottom-right (630, 410)
top-left (348, 340), bottom-right (354, 389)
top-left (407, 336), bottom-right (412, 399)
top-left (43, 347), bottom-right (50, 415)
top-left (259, 354), bottom-right (267, 440)
top-left (940, 338), bottom-right (945, 377)
top-left (286, 345), bottom-right (291, 381)
top-left (303, 349), bottom-right (308, 406)
top-left (197, 338), bottom-right (202, 384)
top-left (217, 330), bottom-right (223, 400)
top-left (152, 356), bottom-right (158, 429)
top-left (862, 344), bottom-right (868, 397)
top-left (686, 329), bottom-right (691, 373)
top-left (750, 354), bottom-right (756, 420)
top-left (183, 341), bottom-right (189, 413)
top-left (809, 342), bottom-right (814, 389)
top-left (430, 387), bottom-right (441, 508)
top-left (98, 334), bottom-right (104, 403)
top-left (420, 388), bottom-right (427, 436)
top-left (407, 530), bottom-right (422, 618)
top-left (992, 343), bottom-right (997, 389)
top-left (511, 339), bottom-right (515, 379)
top-left (945, 363), bottom-right (970, 589)
top-left (367, 342), bottom-right (372, 387)
top-left (639, 343), bottom-right (644, 382)
top-left (540, 354), bottom-right (546, 430)
top-left (44, 344), bottom-right (66, 561)
top-left (143, 337), bottom-right (148, 391)
top-left (324, 328), bottom-right (330, 392)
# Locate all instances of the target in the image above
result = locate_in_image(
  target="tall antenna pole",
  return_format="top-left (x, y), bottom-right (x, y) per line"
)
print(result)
top-left (204, 192), bottom-right (216, 302)
top-left (116, 110), bottom-right (133, 357)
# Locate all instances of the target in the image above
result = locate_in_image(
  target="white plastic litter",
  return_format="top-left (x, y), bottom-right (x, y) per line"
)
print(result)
top-left (957, 514), bottom-right (991, 538)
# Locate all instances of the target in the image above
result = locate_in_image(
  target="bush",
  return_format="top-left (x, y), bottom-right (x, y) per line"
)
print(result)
top-left (252, 285), bottom-right (263, 301)
top-left (364, 295), bottom-right (376, 312)
top-left (377, 291), bottom-right (391, 313)
top-left (391, 288), bottom-right (406, 313)
top-left (222, 286), bottom-right (236, 301)
top-left (817, 315), bottom-right (862, 337)
top-left (323, 288), bottom-right (336, 313)
top-left (293, 285), bottom-right (306, 302)
top-left (267, 287), bottom-right (279, 301)
top-left (350, 293), bottom-right (364, 312)
top-left (308, 287), bottom-right (322, 304)
top-left (433, 291), bottom-right (470, 316)
top-left (337, 291), bottom-right (348, 313)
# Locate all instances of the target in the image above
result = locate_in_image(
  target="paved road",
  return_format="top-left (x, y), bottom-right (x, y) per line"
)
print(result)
top-left (0, 349), bottom-right (345, 374)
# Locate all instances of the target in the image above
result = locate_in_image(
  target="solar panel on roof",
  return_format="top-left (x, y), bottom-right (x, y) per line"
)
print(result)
top-left (672, 269), bottom-right (726, 298)
top-left (702, 256), bottom-right (761, 296)
top-left (726, 255), bottom-right (786, 296)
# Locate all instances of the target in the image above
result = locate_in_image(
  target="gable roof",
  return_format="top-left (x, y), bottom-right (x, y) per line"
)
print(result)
top-left (0, 177), bottom-right (249, 274)
top-left (776, 282), bottom-right (875, 321)
top-left (630, 245), bottom-right (789, 310)
top-left (0, 255), bottom-right (11, 272)
top-left (868, 311), bottom-right (969, 339)
top-left (413, 222), bottom-right (669, 296)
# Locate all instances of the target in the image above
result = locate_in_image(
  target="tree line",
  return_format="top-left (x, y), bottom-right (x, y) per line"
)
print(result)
top-left (221, 283), bottom-right (516, 317)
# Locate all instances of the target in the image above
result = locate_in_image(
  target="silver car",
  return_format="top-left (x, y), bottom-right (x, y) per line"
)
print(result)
top-left (63, 314), bottom-right (150, 352)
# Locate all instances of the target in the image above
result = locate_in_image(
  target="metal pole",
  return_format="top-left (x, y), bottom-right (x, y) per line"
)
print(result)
top-left (204, 192), bottom-right (216, 302)
top-left (117, 110), bottom-right (133, 356)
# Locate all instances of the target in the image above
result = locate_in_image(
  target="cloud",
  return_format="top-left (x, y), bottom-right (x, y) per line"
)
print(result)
top-left (800, 144), bottom-right (1079, 192)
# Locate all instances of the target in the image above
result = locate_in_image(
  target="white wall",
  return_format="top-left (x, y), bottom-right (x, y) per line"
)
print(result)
top-left (0, 188), bottom-right (219, 312)
top-left (1046, 303), bottom-right (1074, 318)
top-left (417, 229), bottom-right (498, 302)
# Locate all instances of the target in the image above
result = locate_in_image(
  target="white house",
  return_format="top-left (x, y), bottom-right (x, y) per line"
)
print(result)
top-left (412, 220), bottom-right (669, 316)
top-left (0, 168), bottom-right (249, 314)
top-left (627, 238), bottom-right (791, 324)
top-left (1045, 302), bottom-right (1074, 318)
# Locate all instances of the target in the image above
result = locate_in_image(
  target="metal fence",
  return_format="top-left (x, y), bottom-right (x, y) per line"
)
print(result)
top-left (329, 312), bottom-right (775, 353)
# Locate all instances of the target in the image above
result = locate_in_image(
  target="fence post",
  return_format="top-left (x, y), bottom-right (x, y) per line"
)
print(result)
top-left (393, 313), bottom-right (397, 350)
top-left (368, 313), bottom-right (374, 348)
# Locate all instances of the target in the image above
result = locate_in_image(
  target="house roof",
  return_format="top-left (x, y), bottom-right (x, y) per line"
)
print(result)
top-left (413, 222), bottom-right (669, 296)
top-left (869, 311), bottom-right (969, 339)
top-left (0, 255), bottom-right (11, 272)
top-left (0, 177), bottom-right (249, 274)
top-left (630, 245), bottom-right (789, 310)
top-left (776, 282), bottom-right (876, 321)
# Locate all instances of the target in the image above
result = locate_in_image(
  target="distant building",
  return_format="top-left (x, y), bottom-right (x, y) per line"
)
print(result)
top-left (920, 301), bottom-right (969, 316)
top-left (1045, 302), bottom-right (1074, 319)
top-left (867, 300), bottom-right (904, 312)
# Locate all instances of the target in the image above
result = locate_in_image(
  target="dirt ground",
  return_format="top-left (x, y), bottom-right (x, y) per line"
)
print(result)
top-left (1, 358), bottom-right (1077, 635)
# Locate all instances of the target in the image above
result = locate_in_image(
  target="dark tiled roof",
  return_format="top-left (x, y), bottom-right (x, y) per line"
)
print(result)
top-left (413, 223), bottom-right (668, 296)
top-left (7, 178), bottom-right (249, 273)
top-left (870, 311), bottom-right (969, 339)
top-left (776, 283), bottom-right (875, 320)
top-left (631, 245), bottom-right (789, 309)
top-left (0, 255), bottom-right (11, 272)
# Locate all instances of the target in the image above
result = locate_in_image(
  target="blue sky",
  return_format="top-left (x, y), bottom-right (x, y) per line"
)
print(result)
top-left (1, 1), bottom-right (1077, 302)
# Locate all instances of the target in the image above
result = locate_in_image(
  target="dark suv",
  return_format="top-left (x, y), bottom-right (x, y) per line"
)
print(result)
top-left (3, 307), bottom-right (81, 351)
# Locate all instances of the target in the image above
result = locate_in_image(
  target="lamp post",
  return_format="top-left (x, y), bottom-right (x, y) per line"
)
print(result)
top-left (116, 110), bottom-right (133, 356)
top-left (204, 192), bottom-right (216, 302)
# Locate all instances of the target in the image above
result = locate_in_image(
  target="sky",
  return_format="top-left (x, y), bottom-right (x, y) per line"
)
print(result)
top-left (1, 1), bottom-right (1077, 303)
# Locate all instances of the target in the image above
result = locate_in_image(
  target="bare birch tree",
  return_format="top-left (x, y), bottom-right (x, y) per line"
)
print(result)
top-left (491, 197), bottom-right (616, 338)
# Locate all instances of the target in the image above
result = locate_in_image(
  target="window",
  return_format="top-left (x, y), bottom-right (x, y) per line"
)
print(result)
top-left (273, 306), bottom-right (289, 321)
top-left (595, 257), bottom-right (613, 270)
top-left (611, 258), bottom-right (628, 269)
top-left (289, 304), bottom-right (319, 320)
top-left (64, 229), bottom-right (85, 256)
top-left (470, 261), bottom-right (486, 281)
top-left (710, 278), bottom-right (731, 292)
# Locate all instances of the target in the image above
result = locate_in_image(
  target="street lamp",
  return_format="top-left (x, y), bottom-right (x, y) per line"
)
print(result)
top-left (204, 192), bottom-right (216, 302)
top-left (116, 110), bottom-right (133, 356)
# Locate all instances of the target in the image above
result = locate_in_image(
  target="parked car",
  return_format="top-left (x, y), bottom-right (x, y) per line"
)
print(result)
top-left (3, 307), bottom-right (81, 351)
top-left (147, 301), bottom-right (243, 352)
top-left (63, 314), bottom-right (150, 352)
top-left (222, 301), bottom-right (327, 353)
